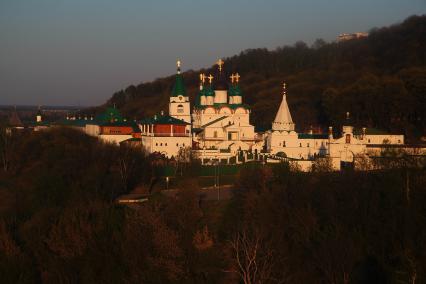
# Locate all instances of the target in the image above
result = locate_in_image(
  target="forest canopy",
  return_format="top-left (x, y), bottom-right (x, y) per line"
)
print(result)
top-left (106, 15), bottom-right (426, 141)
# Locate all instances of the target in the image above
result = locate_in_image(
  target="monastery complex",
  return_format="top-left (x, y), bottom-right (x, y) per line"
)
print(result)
top-left (9, 60), bottom-right (426, 171)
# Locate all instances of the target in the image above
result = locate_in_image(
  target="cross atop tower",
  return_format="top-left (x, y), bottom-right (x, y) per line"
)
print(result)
top-left (282, 82), bottom-right (287, 96)
top-left (217, 59), bottom-right (224, 72)
top-left (200, 73), bottom-right (206, 84)
top-left (207, 74), bottom-right (214, 84)
top-left (230, 73), bottom-right (235, 83)
top-left (235, 73), bottom-right (240, 83)
top-left (177, 59), bottom-right (181, 74)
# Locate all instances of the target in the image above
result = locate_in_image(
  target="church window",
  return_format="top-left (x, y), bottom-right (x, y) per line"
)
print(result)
top-left (176, 143), bottom-right (178, 146)
top-left (299, 143), bottom-right (302, 147)
top-left (283, 141), bottom-right (286, 147)
top-left (183, 143), bottom-right (185, 146)
top-left (160, 143), bottom-right (163, 146)
top-left (307, 143), bottom-right (310, 147)
top-left (165, 143), bottom-right (167, 146)
top-left (398, 139), bottom-right (401, 144)
top-left (177, 104), bottom-right (184, 113)
top-left (345, 134), bottom-right (351, 144)
top-left (156, 143), bottom-right (158, 146)
top-left (214, 131), bottom-right (218, 138)
top-left (368, 139), bottom-right (371, 143)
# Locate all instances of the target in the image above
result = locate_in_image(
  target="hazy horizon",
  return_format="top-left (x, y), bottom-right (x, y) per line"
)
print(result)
top-left (1, 0), bottom-right (425, 106)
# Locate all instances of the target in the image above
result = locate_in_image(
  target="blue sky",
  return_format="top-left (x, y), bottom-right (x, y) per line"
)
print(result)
top-left (1, 0), bottom-right (425, 106)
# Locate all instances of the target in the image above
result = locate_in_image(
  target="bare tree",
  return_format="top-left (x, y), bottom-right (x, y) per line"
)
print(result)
top-left (228, 229), bottom-right (286, 284)
top-left (117, 145), bottom-right (139, 192)
top-left (175, 146), bottom-right (193, 176)
top-left (0, 126), bottom-right (17, 172)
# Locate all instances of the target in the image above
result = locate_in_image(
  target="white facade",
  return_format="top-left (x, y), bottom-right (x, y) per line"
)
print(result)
top-left (265, 84), bottom-right (414, 171)
top-left (141, 135), bottom-right (191, 158)
top-left (169, 95), bottom-right (191, 124)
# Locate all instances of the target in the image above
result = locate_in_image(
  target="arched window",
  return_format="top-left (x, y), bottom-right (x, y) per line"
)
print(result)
top-left (177, 104), bottom-right (184, 113)
top-left (345, 134), bottom-right (351, 144)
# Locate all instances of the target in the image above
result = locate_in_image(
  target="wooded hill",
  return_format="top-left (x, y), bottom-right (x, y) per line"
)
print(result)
top-left (106, 15), bottom-right (426, 141)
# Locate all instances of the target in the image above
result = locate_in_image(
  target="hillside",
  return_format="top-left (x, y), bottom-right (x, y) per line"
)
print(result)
top-left (106, 15), bottom-right (426, 141)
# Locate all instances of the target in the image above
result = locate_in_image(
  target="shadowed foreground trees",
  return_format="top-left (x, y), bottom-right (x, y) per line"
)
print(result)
top-left (0, 129), bottom-right (425, 283)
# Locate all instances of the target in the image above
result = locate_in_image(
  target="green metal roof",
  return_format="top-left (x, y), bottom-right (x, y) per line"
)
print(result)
top-left (139, 114), bottom-right (189, 125)
top-left (171, 73), bottom-right (186, 97)
top-left (228, 85), bottom-right (243, 96)
top-left (54, 118), bottom-right (89, 127)
top-left (204, 86), bottom-right (215, 96)
top-left (94, 107), bottom-right (124, 123)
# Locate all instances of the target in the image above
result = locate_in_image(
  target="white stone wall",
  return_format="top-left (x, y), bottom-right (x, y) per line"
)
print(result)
top-left (214, 90), bottom-right (227, 104)
top-left (98, 134), bottom-right (133, 144)
top-left (141, 136), bottom-right (192, 158)
top-left (361, 135), bottom-right (404, 145)
top-left (85, 124), bottom-right (100, 136)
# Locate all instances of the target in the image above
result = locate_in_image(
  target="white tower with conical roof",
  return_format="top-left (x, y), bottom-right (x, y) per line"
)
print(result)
top-left (169, 60), bottom-right (191, 124)
top-left (272, 83), bottom-right (295, 131)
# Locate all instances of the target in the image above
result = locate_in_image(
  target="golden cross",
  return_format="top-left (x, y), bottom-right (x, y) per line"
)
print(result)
top-left (235, 73), bottom-right (240, 83)
top-left (230, 73), bottom-right (235, 83)
top-left (283, 82), bottom-right (287, 94)
top-left (217, 59), bottom-right (224, 72)
top-left (200, 73), bottom-right (206, 84)
top-left (177, 59), bottom-right (181, 68)
top-left (207, 74), bottom-right (214, 84)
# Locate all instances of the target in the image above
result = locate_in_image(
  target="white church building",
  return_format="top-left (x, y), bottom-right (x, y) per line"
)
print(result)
top-left (265, 83), bottom-right (409, 170)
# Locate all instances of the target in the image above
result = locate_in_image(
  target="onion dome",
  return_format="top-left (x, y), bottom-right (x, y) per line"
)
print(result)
top-left (204, 85), bottom-right (215, 96)
top-left (229, 85), bottom-right (242, 96)
top-left (228, 73), bottom-right (242, 96)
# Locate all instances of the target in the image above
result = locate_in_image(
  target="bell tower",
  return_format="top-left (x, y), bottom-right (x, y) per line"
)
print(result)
top-left (169, 59), bottom-right (191, 124)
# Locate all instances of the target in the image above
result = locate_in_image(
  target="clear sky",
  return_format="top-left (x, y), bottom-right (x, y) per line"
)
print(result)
top-left (1, 0), bottom-right (425, 106)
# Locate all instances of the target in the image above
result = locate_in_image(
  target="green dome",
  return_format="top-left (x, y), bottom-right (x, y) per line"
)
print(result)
top-left (204, 86), bottom-right (215, 96)
top-left (229, 85), bottom-right (242, 96)
top-left (195, 88), bottom-right (206, 106)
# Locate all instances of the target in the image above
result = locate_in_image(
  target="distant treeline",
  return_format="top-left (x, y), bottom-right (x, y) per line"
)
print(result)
top-left (0, 128), bottom-right (425, 283)
top-left (106, 15), bottom-right (426, 141)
